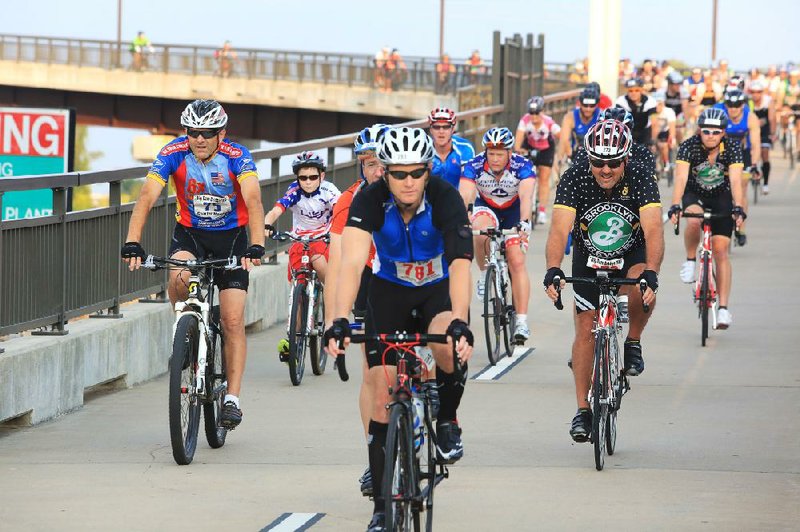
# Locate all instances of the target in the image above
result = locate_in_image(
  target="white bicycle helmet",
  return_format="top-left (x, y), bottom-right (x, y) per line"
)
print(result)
top-left (584, 119), bottom-right (632, 160)
top-left (180, 99), bottom-right (228, 129)
top-left (377, 127), bottom-right (434, 165)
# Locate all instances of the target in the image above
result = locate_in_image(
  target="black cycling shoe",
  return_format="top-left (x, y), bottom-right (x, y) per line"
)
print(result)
top-left (436, 420), bottom-right (464, 464)
top-left (220, 401), bottom-right (243, 429)
top-left (570, 408), bottom-right (592, 443)
top-left (624, 339), bottom-right (645, 376)
top-left (366, 512), bottom-right (386, 532)
top-left (735, 230), bottom-right (747, 247)
top-left (359, 466), bottom-right (373, 497)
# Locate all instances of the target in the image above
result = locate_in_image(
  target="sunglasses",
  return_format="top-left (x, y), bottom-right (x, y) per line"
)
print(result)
top-left (589, 157), bottom-right (625, 169)
top-left (186, 128), bottom-right (220, 139)
top-left (529, 110), bottom-right (542, 115)
top-left (388, 167), bottom-right (428, 180)
top-left (297, 174), bottom-right (321, 182)
top-left (430, 124), bottom-right (453, 131)
top-left (700, 129), bottom-right (724, 136)
top-left (727, 101), bottom-right (745, 108)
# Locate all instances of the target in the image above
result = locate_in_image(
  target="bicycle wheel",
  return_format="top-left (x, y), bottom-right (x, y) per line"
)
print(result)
top-left (288, 281), bottom-right (309, 386)
top-left (700, 253), bottom-right (710, 347)
top-left (423, 413), bottom-right (437, 532)
top-left (384, 404), bottom-right (421, 532)
top-left (483, 265), bottom-right (503, 365)
top-left (499, 271), bottom-right (513, 353)
top-left (204, 305), bottom-right (228, 449)
top-left (169, 314), bottom-right (202, 465)
top-left (592, 330), bottom-right (609, 471)
top-left (752, 177), bottom-right (759, 205)
top-left (309, 283), bottom-right (327, 376)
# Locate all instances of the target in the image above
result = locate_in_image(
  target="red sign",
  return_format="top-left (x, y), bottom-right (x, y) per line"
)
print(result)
top-left (0, 108), bottom-right (68, 157)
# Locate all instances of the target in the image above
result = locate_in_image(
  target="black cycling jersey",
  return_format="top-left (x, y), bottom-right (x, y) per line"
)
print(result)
top-left (554, 161), bottom-right (661, 260)
top-left (572, 142), bottom-right (656, 179)
top-left (664, 89), bottom-right (686, 118)
top-left (676, 135), bottom-right (744, 198)
top-left (616, 94), bottom-right (659, 144)
top-left (752, 99), bottom-right (772, 145)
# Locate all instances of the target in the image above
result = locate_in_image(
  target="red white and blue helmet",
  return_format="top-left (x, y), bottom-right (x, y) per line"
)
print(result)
top-left (354, 123), bottom-right (390, 155)
top-left (292, 151), bottom-right (326, 174)
top-left (482, 127), bottom-right (515, 150)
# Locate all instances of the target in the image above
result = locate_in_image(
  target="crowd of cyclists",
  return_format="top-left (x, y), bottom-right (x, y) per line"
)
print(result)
top-left (118, 58), bottom-right (792, 526)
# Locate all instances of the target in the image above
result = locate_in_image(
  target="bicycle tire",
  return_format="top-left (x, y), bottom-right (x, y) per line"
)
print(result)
top-left (499, 270), bottom-right (514, 353)
top-left (483, 266), bottom-right (502, 365)
top-left (309, 283), bottom-right (327, 376)
top-left (700, 253), bottom-right (710, 347)
top-left (384, 403), bottom-right (421, 532)
top-left (204, 305), bottom-right (228, 449)
top-left (288, 282), bottom-right (309, 386)
top-left (592, 329), bottom-right (608, 471)
top-left (169, 314), bottom-right (202, 465)
top-left (423, 413), bottom-right (437, 532)
top-left (752, 177), bottom-right (759, 205)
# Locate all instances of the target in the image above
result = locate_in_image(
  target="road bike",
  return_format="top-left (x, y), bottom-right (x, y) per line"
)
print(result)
top-left (553, 265), bottom-right (647, 470)
top-left (473, 228), bottom-right (517, 364)
top-left (272, 231), bottom-right (330, 386)
top-left (141, 255), bottom-right (237, 465)
top-left (350, 332), bottom-right (462, 532)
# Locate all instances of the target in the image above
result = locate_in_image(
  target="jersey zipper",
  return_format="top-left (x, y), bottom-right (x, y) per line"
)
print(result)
top-left (405, 220), bottom-right (415, 262)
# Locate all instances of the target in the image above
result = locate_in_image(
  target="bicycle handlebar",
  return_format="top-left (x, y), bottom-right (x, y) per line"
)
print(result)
top-left (673, 210), bottom-right (736, 236)
top-left (269, 231), bottom-right (330, 244)
top-left (350, 332), bottom-right (463, 382)
top-left (552, 275), bottom-right (649, 313)
top-left (471, 228), bottom-right (519, 237)
top-left (140, 255), bottom-right (241, 271)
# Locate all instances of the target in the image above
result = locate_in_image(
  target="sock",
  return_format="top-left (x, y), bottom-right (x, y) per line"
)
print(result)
top-left (625, 337), bottom-right (640, 344)
top-left (437, 367), bottom-right (467, 422)
top-left (719, 306), bottom-right (727, 310)
top-left (686, 257), bottom-right (696, 262)
top-left (762, 161), bottom-right (770, 184)
top-left (224, 394), bottom-right (239, 408)
top-left (516, 313), bottom-right (528, 325)
top-left (368, 420), bottom-right (388, 513)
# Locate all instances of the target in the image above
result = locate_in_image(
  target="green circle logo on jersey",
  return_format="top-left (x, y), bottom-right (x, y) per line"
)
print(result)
top-left (697, 165), bottom-right (724, 188)
top-left (588, 212), bottom-right (633, 252)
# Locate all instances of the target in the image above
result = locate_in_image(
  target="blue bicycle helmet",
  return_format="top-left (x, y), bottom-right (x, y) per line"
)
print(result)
top-left (354, 123), bottom-right (390, 155)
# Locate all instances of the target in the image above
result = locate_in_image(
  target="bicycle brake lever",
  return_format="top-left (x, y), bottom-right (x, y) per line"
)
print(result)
top-left (553, 276), bottom-right (564, 310)
top-left (334, 339), bottom-right (349, 381)
top-left (640, 279), bottom-right (650, 313)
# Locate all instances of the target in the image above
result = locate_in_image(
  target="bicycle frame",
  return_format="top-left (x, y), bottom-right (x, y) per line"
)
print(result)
top-left (588, 272), bottom-right (625, 411)
top-left (695, 215), bottom-right (718, 323)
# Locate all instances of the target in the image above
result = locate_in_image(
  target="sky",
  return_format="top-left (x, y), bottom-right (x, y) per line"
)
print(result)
top-left (2, 0), bottom-right (799, 170)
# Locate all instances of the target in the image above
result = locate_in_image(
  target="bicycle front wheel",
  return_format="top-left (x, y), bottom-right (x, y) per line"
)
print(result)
top-left (700, 254), bottom-right (710, 347)
top-left (169, 314), bottom-right (202, 465)
top-left (204, 305), bottom-right (228, 449)
top-left (309, 283), bottom-right (327, 376)
top-left (384, 404), bottom-right (421, 532)
top-left (288, 281), bottom-right (309, 386)
top-left (592, 330), bottom-right (609, 471)
top-left (483, 266), bottom-right (502, 365)
top-left (752, 177), bottom-right (760, 205)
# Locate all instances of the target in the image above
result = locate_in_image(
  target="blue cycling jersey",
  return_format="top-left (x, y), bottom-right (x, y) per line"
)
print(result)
top-left (431, 134), bottom-right (476, 188)
top-left (714, 102), bottom-right (751, 150)
top-left (462, 152), bottom-right (534, 210)
top-left (571, 107), bottom-right (601, 149)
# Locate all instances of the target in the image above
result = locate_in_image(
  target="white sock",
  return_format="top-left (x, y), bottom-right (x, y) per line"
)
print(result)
top-left (516, 314), bottom-right (527, 325)
top-left (224, 394), bottom-right (240, 408)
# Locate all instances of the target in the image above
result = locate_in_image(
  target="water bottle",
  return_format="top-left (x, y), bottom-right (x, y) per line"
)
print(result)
top-left (617, 294), bottom-right (629, 324)
top-left (412, 396), bottom-right (426, 457)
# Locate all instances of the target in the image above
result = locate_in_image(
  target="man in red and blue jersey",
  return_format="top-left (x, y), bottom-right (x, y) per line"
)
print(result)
top-left (121, 99), bottom-right (266, 430)
top-left (429, 107), bottom-right (476, 189)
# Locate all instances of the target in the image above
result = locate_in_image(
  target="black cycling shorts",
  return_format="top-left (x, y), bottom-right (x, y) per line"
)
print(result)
top-left (571, 245), bottom-right (646, 314)
top-left (681, 190), bottom-right (734, 237)
top-left (353, 266), bottom-right (372, 322)
top-left (657, 131), bottom-right (670, 142)
top-left (532, 145), bottom-right (556, 168)
top-left (168, 224), bottom-right (249, 291)
top-left (364, 275), bottom-right (451, 368)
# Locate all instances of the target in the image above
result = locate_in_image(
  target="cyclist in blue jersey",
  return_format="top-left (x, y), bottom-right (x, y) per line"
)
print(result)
top-left (325, 127), bottom-right (474, 532)
top-left (460, 127), bottom-right (536, 341)
top-left (558, 86), bottom-right (602, 161)
top-left (429, 107), bottom-right (476, 188)
top-left (121, 100), bottom-right (266, 429)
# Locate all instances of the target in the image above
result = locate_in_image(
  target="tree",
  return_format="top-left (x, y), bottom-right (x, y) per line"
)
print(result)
top-left (71, 125), bottom-right (104, 210)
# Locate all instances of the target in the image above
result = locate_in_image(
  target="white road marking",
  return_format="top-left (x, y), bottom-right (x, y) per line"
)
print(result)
top-left (472, 347), bottom-right (533, 381)
top-left (261, 512), bottom-right (325, 531)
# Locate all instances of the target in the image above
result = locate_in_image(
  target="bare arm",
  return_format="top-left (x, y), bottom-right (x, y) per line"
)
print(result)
top-left (264, 205), bottom-right (284, 230)
top-left (729, 164), bottom-right (744, 208)
top-left (543, 206), bottom-right (575, 300)
top-left (768, 99), bottom-right (777, 139)
top-left (748, 113), bottom-right (761, 165)
top-left (558, 112), bottom-right (574, 158)
top-left (518, 178), bottom-right (535, 223)
top-left (125, 178), bottom-right (164, 243)
top-left (324, 233), bottom-right (343, 327)
top-left (333, 227), bottom-right (371, 319)
top-left (458, 179), bottom-right (477, 209)
top-left (240, 176), bottom-right (265, 247)
top-left (670, 161), bottom-right (690, 210)
top-left (639, 206), bottom-right (665, 273)
top-left (447, 258), bottom-right (471, 322)
top-left (514, 126), bottom-right (527, 153)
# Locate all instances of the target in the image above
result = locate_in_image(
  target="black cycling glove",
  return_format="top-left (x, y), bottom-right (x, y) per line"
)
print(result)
top-left (241, 244), bottom-right (265, 260)
top-left (323, 317), bottom-right (351, 347)
top-left (446, 318), bottom-right (474, 347)
top-left (667, 204), bottom-right (682, 219)
top-left (638, 269), bottom-right (659, 292)
top-left (543, 267), bottom-right (565, 289)
top-left (731, 206), bottom-right (747, 220)
top-left (120, 241), bottom-right (146, 259)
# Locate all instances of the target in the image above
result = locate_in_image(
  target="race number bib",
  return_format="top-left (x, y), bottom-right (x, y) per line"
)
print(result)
top-left (192, 194), bottom-right (232, 219)
top-left (587, 255), bottom-right (624, 270)
top-left (395, 255), bottom-right (445, 286)
top-left (414, 346), bottom-right (435, 372)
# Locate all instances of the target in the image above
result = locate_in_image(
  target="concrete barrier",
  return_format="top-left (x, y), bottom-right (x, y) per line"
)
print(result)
top-left (0, 255), bottom-right (291, 426)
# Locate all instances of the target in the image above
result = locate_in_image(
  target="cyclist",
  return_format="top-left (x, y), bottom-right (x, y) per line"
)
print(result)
top-left (586, 81), bottom-right (613, 110)
top-left (558, 86), bottom-right (602, 161)
top-left (615, 78), bottom-right (659, 146)
top-left (573, 107), bottom-right (656, 176)
top-left (324, 123), bottom-right (388, 497)
top-left (461, 127), bottom-right (535, 341)
top-left (668, 108), bottom-right (746, 329)
top-left (543, 119), bottom-right (662, 442)
top-left (324, 126), bottom-right (474, 532)
top-left (653, 92), bottom-right (677, 176)
top-left (429, 107), bottom-right (476, 189)
top-left (749, 80), bottom-right (777, 194)
top-left (121, 99), bottom-right (266, 429)
top-left (514, 95), bottom-right (560, 224)
top-left (265, 151), bottom-right (341, 361)
top-left (714, 88), bottom-right (761, 246)
top-left (664, 71), bottom-right (690, 143)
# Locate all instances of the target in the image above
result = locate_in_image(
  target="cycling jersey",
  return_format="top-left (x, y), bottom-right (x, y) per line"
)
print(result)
top-left (713, 103), bottom-right (752, 150)
top-left (554, 161), bottom-right (661, 260)
top-left (518, 113), bottom-right (561, 151)
top-left (664, 87), bottom-right (689, 117)
top-left (752, 96), bottom-right (773, 145)
top-left (781, 81), bottom-right (800, 107)
top-left (147, 136), bottom-right (258, 230)
top-left (571, 107), bottom-right (601, 149)
top-left (461, 152), bottom-right (535, 210)
top-left (656, 107), bottom-right (677, 134)
top-left (275, 180), bottom-right (341, 237)
top-left (346, 176), bottom-right (471, 288)
top-left (431, 134), bottom-right (475, 189)
top-left (676, 135), bottom-right (743, 198)
top-left (615, 95), bottom-right (659, 144)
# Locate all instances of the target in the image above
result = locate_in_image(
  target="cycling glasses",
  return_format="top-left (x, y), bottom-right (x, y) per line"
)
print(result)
top-left (388, 167), bottom-right (428, 180)
top-left (589, 157), bottom-right (625, 169)
top-left (430, 124), bottom-right (453, 130)
top-left (297, 174), bottom-right (321, 182)
top-left (726, 101), bottom-right (745, 108)
top-left (700, 128), bottom-right (724, 136)
top-left (186, 128), bottom-right (221, 139)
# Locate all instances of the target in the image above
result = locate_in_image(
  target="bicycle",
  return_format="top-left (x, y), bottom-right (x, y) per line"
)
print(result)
top-left (350, 332), bottom-right (462, 532)
top-left (748, 165), bottom-right (762, 205)
top-left (271, 231), bottom-right (330, 386)
top-left (674, 209), bottom-right (733, 346)
top-left (141, 255), bottom-right (238, 465)
top-left (552, 267), bottom-right (648, 471)
top-left (473, 228), bottom-right (517, 365)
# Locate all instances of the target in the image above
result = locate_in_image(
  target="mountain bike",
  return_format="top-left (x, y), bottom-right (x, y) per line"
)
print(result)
top-left (473, 228), bottom-right (517, 364)
top-left (674, 209), bottom-right (732, 346)
top-left (272, 231), bottom-right (330, 386)
top-left (553, 266), bottom-right (647, 471)
top-left (141, 255), bottom-right (237, 465)
top-left (350, 332), bottom-right (462, 532)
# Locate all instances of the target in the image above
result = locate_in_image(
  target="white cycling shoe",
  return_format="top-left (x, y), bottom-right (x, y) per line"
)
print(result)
top-left (536, 210), bottom-right (548, 225)
top-left (680, 260), bottom-right (696, 284)
top-left (716, 308), bottom-right (732, 329)
top-left (513, 320), bottom-right (530, 342)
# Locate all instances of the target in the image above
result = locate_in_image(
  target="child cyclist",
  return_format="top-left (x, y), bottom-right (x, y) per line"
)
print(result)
top-left (265, 151), bottom-right (341, 361)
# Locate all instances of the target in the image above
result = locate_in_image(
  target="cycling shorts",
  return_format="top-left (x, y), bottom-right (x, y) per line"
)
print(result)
top-left (571, 245), bottom-right (646, 314)
top-left (472, 198), bottom-right (522, 248)
top-left (681, 190), bottom-right (734, 237)
top-left (168, 224), bottom-right (249, 291)
top-left (531, 145), bottom-right (556, 168)
top-left (288, 240), bottom-right (329, 282)
top-left (364, 275), bottom-right (451, 368)
top-left (657, 131), bottom-right (670, 142)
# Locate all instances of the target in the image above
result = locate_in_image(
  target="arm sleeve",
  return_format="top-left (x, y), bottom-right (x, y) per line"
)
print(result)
top-left (518, 158), bottom-right (535, 179)
top-left (553, 167), bottom-right (579, 210)
top-left (276, 184), bottom-right (301, 210)
top-left (430, 181), bottom-right (474, 263)
top-left (231, 145), bottom-right (258, 183)
top-left (634, 166), bottom-right (662, 210)
top-left (146, 146), bottom-right (179, 186)
top-left (461, 159), bottom-right (478, 181)
top-left (726, 140), bottom-right (744, 166)
top-left (675, 139), bottom-right (692, 164)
